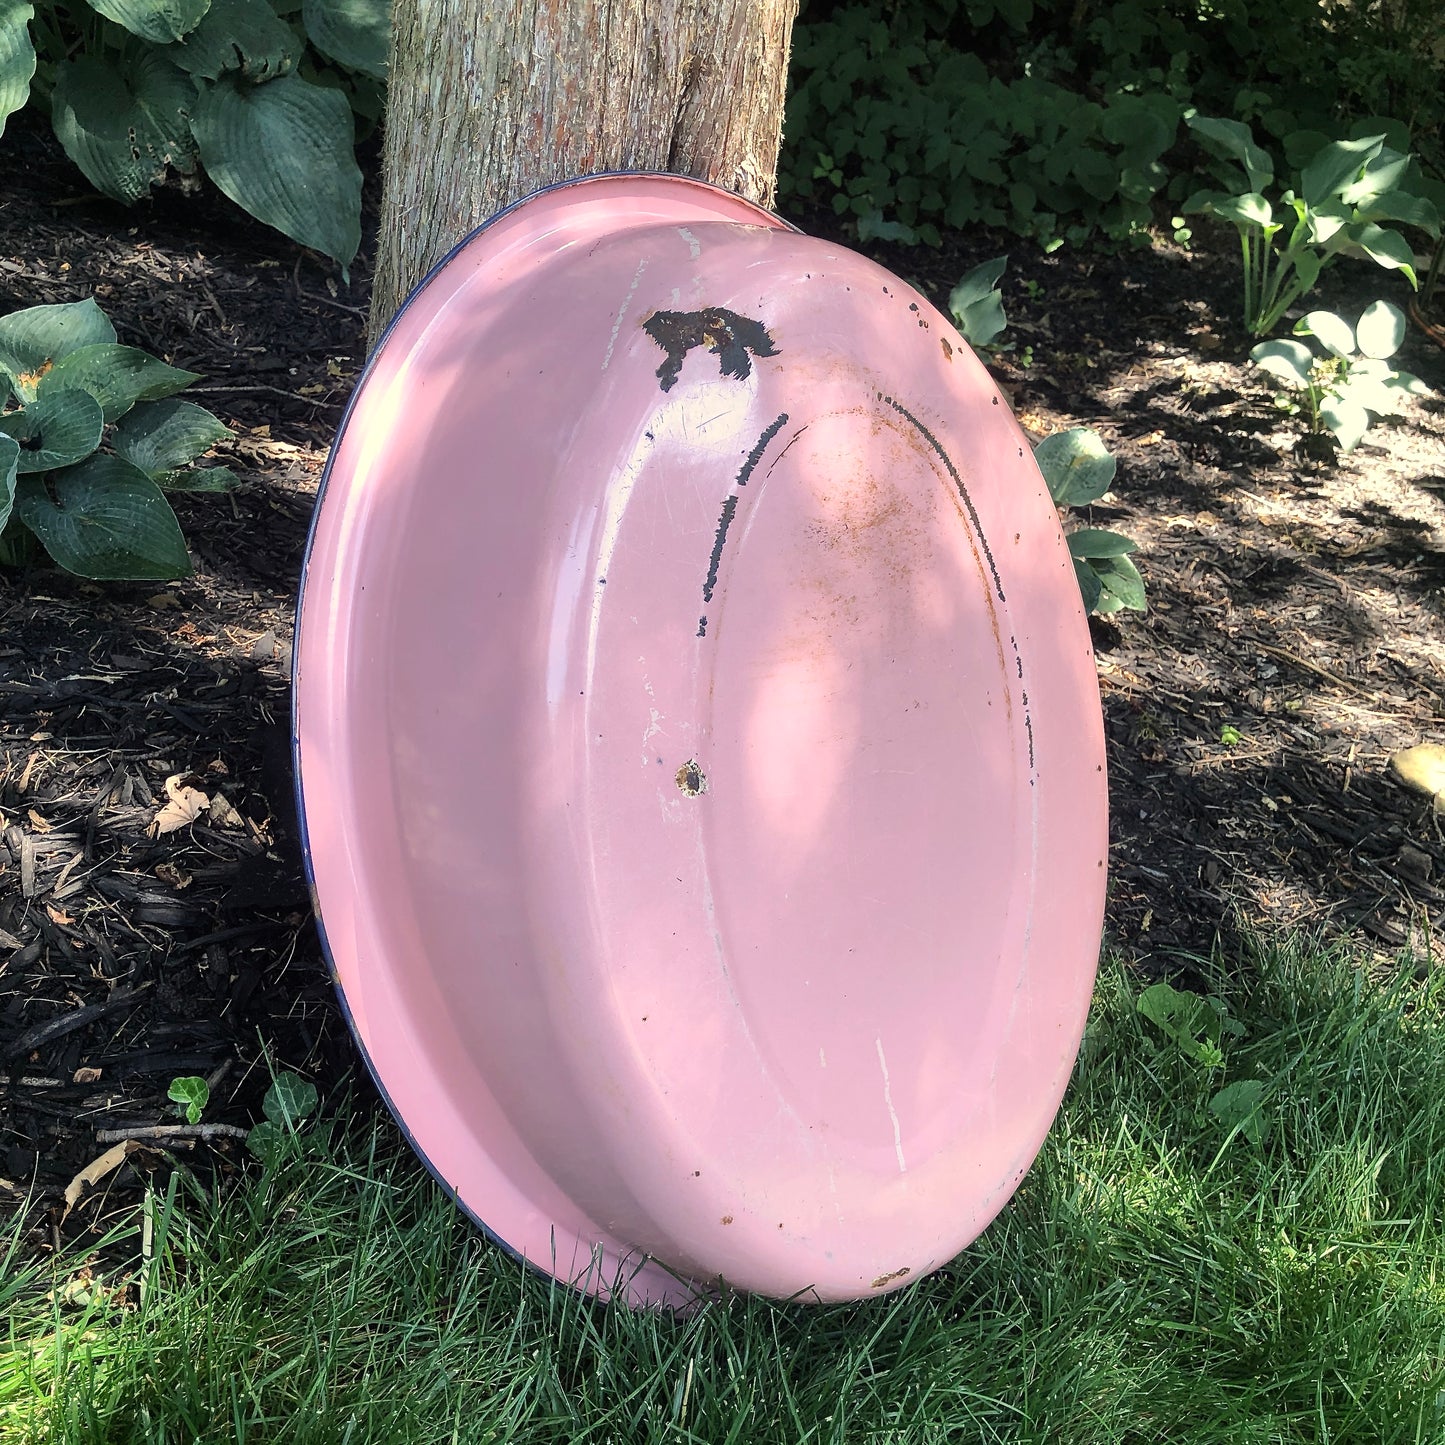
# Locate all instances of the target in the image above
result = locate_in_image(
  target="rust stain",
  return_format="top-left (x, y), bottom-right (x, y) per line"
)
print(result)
top-left (642, 308), bottom-right (778, 392)
top-left (870, 1267), bottom-right (911, 1289)
top-left (675, 759), bottom-right (707, 795)
top-left (721, 1214), bottom-right (734, 1225)
top-left (940, 337), bottom-right (953, 361)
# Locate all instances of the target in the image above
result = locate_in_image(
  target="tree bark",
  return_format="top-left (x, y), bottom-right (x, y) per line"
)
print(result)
top-left (369, 0), bottom-right (799, 347)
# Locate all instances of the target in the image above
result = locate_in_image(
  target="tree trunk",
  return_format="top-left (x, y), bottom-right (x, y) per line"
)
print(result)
top-left (369, 0), bottom-right (799, 347)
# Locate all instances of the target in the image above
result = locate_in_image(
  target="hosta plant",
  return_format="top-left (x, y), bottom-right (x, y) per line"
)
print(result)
top-left (1251, 299), bottom-right (1430, 452)
top-left (0, 297), bottom-right (234, 580)
top-left (1033, 428), bottom-right (1145, 616)
top-left (0, 0), bottom-right (388, 268)
top-left (1184, 116), bottom-right (1440, 336)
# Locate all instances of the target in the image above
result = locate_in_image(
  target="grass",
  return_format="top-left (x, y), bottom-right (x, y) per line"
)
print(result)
top-left (4, 934), bottom-right (1445, 1444)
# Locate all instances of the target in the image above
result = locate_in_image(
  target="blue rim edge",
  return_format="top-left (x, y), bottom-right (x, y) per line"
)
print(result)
top-left (289, 170), bottom-right (792, 1308)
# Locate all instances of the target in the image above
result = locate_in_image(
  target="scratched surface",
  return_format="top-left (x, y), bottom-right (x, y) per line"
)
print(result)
top-left (295, 175), bottom-right (1107, 1307)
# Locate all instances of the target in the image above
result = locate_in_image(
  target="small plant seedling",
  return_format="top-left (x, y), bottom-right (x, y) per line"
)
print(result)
top-left (1251, 299), bottom-right (1430, 452)
top-left (1220, 724), bottom-right (1242, 745)
top-left (168, 1075), bottom-right (210, 1126)
top-left (246, 1072), bottom-right (320, 1162)
top-left (1032, 429), bottom-right (1146, 616)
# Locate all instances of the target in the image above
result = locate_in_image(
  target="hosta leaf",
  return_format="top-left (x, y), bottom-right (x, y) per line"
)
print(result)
top-left (39, 343), bottom-right (199, 421)
top-left (0, 389), bottom-right (105, 471)
top-left (0, 0), bottom-right (35, 138)
top-left (1184, 114), bottom-right (1273, 192)
top-left (1293, 310), bottom-right (1354, 359)
top-left (1250, 338), bottom-right (1312, 389)
top-left (1341, 221), bottom-right (1418, 286)
top-left (1354, 189), bottom-right (1441, 240)
top-left (166, 0), bottom-right (298, 80)
top-left (1067, 527), bottom-right (1136, 559)
top-left (190, 73), bottom-right (361, 266)
top-left (1071, 556), bottom-right (1102, 613)
top-left (949, 255), bottom-right (1007, 346)
top-left (303, 0), bottom-right (388, 78)
top-left (1320, 396), bottom-right (1371, 452)
top-left (1206, 192), bottom-right (1273, 230)
top-left (1354, 299), bottom-right (1406, 360)
top-left (113, 397), bottom-right (231, 472)
top-left (156, 465), bottom-right (237, 490)
top-left (1090, 552), bottom-right (1146, 612)
top-left (0, 299), bottom-right (115, 402)
top-left (1339, 149), bottom-right (1411, 209)
top-left (0, 433), bottom-right (17, 531)
top-left (83, 0), bottom-right (210, 44)
top-left (1033, 427), bottom-right (1116, 506)
top-left (1299, 134), bottom-right (1383, 208)
top-left (15, 457), bottom-right (192, 579)
top-left (52, 50), bottom-right (198, 205)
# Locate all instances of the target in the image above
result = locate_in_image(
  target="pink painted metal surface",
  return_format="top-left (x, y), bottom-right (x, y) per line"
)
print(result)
top-left (294, 174), bottom-right (1107, 1308)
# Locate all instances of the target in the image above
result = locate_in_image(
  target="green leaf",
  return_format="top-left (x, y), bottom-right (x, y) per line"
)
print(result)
top-left (15, 456), bottom-right (192, 579)
top-left (948, 255), bottom-right (1007, 346)
top-left (1207, 192), bottom-right (1273, 230)
top-left (167, 1075), bottom-right (209, 1125)
top-left (1250, 338), bottom-right (1312, 389)
top-left (1209, 1079), bottom-right (1268, 1144)
top-left (1071, 556), bottom-right (1102, 613)
top-left (1294, 310), bottom-right (1354, 359)
top-left (303, 0), bottom-right (388, 78)
top-left (1341, 221), bottom-right (1418, 286)
top-left (0, 389), bottom-right (105, 471)
top-left (1354, 299), bottom-right (1405, 360)
top-left (84, 0), bottom-right (210, 44)
top-left (156, 465), bottom-right (238, 491)
top-left (39, 344), bottom-right (199, 421)
top-left (1340, 149), bottom-right (1411, 209)
top-left (1352, 189), bottom-right (1440, 240)
top-left (0, 0), bottom-right (35, 138)
top-left (166, 0), bottom-right (298, 80)
top-left (1320, 396), bottom-right (1370, 452)
top-left (190, 73), bottom-right (361, 266)
top-left (245, 1118), bottom-right (285, 1162)
top-left (1067, 527), bottom-right (1136, 559)
top-left (0, 433), bottom-right (17, 532)
top-left (113, 398), bottom-right (231, 473)
top-left (1184, 113), bottom-right (1273, 192)
top-left (0, 299), bottom-right (115, 402)
top-left (1299, 134), bottom-right (1383, 209)
top-left (1033, 427), bottom-right (1115, 506)
top-left (52, 50), bottom-right (199, 205)
top-left (262, 1071), bottom-right (318, 1129)
top-left (1090, 552), bottom-right (1146, 613)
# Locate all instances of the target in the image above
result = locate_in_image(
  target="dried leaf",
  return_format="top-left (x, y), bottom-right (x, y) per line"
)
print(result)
top-left (149, 774), bottom-right (210, 836)
top-left (27, 809), bottom-right (52, 832)
top-left (155, 860), bottom-right (192, 889)
top-left (72, 1065), bottom-right (103, 1084)
top-left (63, 1139), bottom-right (142, 1216)
top-left (208, 791), bottom-right (245, 830)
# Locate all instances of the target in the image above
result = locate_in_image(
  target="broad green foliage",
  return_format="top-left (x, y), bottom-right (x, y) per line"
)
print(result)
top-left (1185, 118), bottom-right (1440, 335)
top-left (0, 297), bottom-right (234, 580)
top-left (1251, 298), bottom-right (1430, 452)
top-left (949, 257), bottom-right (1143, 615)
top-left (1034, 428), bottom-right (1145, 615)
top-left (1136, 980), bottom-right (1266, 1144)
top-left (2, 0), bottom-right (388, 266)
top-left (783, 0), bottom-right (1445, 251)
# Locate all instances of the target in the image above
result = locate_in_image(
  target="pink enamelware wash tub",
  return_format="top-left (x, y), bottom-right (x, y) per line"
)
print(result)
top-left (293, 173), bottom-right (1107, 1309)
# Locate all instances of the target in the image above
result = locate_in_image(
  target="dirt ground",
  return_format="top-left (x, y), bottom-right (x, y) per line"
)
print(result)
top-left (3, 113), bottom-right (1444, 1258)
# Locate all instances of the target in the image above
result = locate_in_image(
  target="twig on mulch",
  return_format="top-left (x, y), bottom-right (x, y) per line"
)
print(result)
top-left (95, 1123), bottom-right (250, 1144)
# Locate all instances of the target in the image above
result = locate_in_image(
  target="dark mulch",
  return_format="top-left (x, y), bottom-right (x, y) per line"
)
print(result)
top-left (3, 114), bottom-right (1444, 1260)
